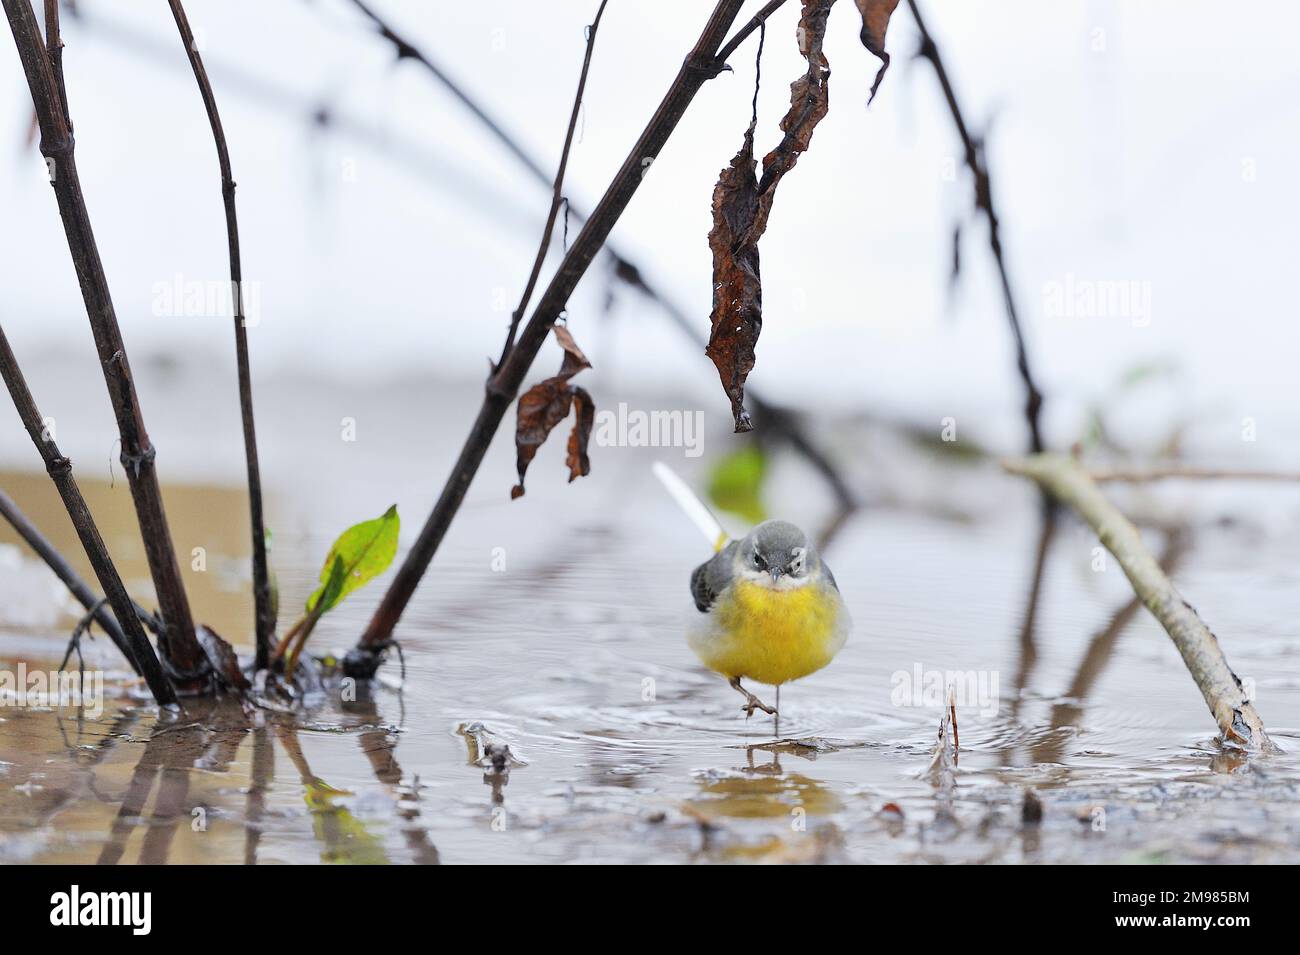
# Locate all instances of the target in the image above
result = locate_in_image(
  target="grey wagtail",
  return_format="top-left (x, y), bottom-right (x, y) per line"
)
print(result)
top-left (654, 462), bottom-right (851, 718)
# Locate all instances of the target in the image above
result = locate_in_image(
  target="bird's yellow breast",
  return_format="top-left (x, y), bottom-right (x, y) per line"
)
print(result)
top-left (693, 578), bottom-right (846, 686)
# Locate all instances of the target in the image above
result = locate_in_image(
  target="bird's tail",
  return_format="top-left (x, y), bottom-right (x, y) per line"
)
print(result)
top-left (652, 461), bottom-right (729, 553)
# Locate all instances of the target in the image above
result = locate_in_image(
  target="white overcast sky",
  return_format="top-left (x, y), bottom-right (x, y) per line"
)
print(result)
top-left (2, 0), bottom-right (1298, 454)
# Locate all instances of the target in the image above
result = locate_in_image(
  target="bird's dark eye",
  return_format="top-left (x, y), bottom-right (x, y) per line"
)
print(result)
top-left (753, 554), bottom-right (767, 570)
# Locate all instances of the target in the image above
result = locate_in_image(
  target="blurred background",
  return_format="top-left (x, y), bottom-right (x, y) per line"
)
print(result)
top-left (2, 0), bottom-right (1298, 461)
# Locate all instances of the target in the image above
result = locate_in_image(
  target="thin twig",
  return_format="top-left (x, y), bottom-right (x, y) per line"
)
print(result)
top-left (925, 691), bottom-right (956, 789)
top-left (908, 0), bottom-right (1044, 454)
top-left (59, 597), bottom-right (105, 676)
top-left (59, 7), bottom-right (527, 232)
top-left (715, 0), bottom-right (790, 65)
top-left (338, 0), bottom-right (852, 509)
top-left (947, 684), bottom-right (958, 766)
top-left (0, 487), bottom-right (132, 669)
top-left (1003, 453), bottom-right (1271, 750)
top-left (345, 1), bottom-right (752, 675)
top-left (0, 325), bottom-right (177, 706)
top-left (497, 0), bottom-right (609, 368)
top-left (165, 0), bottom-right (275, 670)
top-left (3, 0), bottom-right (205, 683)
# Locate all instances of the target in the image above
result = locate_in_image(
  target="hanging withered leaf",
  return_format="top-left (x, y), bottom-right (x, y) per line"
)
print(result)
top-left (706, 0), bottom-right (837, 433)
top-left (552, 323), bottom-right (590, 379)
top-left (565, 386), bottom-right (595, 482)
top-left (512, 324), bottom-right (595, 498)
top-left (854, 0), bottom-right (900, 102)
top-left (706, 123), bottom-right (762, 434)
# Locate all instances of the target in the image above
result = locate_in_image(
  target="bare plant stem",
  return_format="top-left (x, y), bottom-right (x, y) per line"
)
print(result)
top-left (497, 0), bottom-right (609, 367)
top-left (0, 326), bottom-right (176, 706)
top-left (166, 0), bottom-right (274, 670)
top-left (0, 487), bottom-right (132, 668)
top-left (346, 1), bottom-right (751, 674)
top-left (339, 1), bottom-right (853, 506)
top-left (1003, 453), bottom-right (1271, 750)
top-left (42, 0), bottom-right (68, 123)
top-left (3, 0), bottom-right (205, 683)
top-left (907, 0), bottom-right (1044, 454)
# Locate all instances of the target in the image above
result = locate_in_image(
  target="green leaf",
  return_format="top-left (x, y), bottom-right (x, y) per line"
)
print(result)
top-left (306, 505), bottom-right (400, 616)
top-left (315, 556), bottom-right (346, 615)
top-left (707, 444), bottom-right (767, 525)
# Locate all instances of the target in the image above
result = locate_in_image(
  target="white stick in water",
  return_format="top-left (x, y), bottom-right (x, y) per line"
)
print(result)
top-left (652, 461), bottom-right (729, 552)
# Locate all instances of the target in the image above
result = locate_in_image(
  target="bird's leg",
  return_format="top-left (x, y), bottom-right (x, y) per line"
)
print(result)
top-left (729, 676), bottom-right (777, 718)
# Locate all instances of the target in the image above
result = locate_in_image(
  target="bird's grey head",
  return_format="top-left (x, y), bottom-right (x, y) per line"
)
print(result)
top-left (737, 520), bottom-right (815, 587)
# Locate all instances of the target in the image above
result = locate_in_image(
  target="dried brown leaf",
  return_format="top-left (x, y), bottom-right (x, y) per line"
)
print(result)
top-left (511, 325), bottom-right (595, 498)
top-left (552, 322), bottom-right (591, 379)
top-left (706, 0), bottom-right (837, 433)
top-left (566, 386), bottom-right (595, 482)
top-left (706, 124), bottom-right (762, 433)
top-left (196, 624), bottom-right (249, 693)
top-left (854, 0), bottom-right (900, 102)
top-left (511, 379), bottom-right (574, 499)
top-left (755, 0), bottom-right (834, 220)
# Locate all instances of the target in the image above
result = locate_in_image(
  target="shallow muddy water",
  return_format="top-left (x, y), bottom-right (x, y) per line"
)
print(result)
top-left (1, 365), bottom-right (1299, 864)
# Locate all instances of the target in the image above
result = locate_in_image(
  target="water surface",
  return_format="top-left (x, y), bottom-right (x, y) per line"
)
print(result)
top-left (1, 371), bottom-right (1298, 864)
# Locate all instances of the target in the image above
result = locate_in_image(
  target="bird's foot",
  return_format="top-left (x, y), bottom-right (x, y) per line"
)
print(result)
top-left (728, 677), bottom-right (777, 718)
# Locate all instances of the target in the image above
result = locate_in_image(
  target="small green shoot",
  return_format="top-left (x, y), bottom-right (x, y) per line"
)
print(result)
top-left (274, 505), bottom-right (400, 677)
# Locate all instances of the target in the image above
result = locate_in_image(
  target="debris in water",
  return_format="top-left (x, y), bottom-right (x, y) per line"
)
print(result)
top-left (456, 721), bottom-right (527, 771)
top-left (1022, 789), bottom-right (1044, 827)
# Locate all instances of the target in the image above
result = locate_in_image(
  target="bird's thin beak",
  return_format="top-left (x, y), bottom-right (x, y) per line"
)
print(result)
top-left (770, 566), bottom-right (783, 584)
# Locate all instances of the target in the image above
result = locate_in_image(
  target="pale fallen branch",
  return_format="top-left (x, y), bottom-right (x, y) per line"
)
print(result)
top-left (1002, 453), bottom-right (1272, 751)
top-left (1089, 466), bottom-right (1300, 484)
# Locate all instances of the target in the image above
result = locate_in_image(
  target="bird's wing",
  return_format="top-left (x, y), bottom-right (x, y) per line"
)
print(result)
top-left (819, 557), bottom-right (839, 592)
top-left (691, 541), bottom-right (737, 612)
